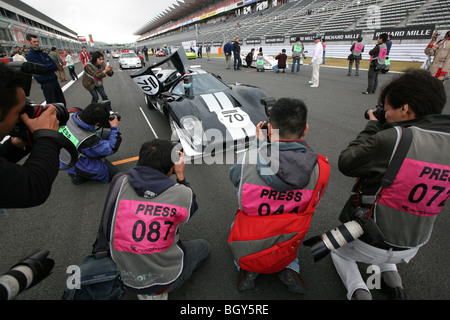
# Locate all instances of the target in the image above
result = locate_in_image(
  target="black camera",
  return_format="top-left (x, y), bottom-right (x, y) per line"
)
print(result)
top-left (364, 105), bottom-right (386, 124)
top-left (10, 99), bottom-right (69, 143)
top-left (0, 250), bottom-right (54, 300)
top-left (108, 111), bottom-right (121, 122)
top-left (260, 96), bottom-right (276, 135)
top-left (303, 207), bottom-right (385, 262)
top-left (6, 61), bottom-right (77, 169)
top-left (99, 111), bottom-right (121, 128)
top-left (6, 61), bottom-right (70, 143)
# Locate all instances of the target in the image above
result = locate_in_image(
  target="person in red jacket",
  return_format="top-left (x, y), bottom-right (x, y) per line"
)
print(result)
top-left (80, 46), bottom-right (91, 66)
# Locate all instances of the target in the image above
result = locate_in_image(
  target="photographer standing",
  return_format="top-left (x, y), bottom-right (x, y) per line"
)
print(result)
top-left (59, 103), bottom-right (122, 185)
top-left (332, 70), bottom-right (450, 300)
top-left (362, 33), bottom-right (388, 95)
top-left (0, 63), bottom-right (61, 208)
top-left (82, 51), bottom-right (114, 107)
top-left (425, 30), bottom-right (449, 82)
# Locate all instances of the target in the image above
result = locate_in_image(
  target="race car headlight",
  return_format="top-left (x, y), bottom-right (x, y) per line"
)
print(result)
top-left (181, 116), bottom-right (203, 149)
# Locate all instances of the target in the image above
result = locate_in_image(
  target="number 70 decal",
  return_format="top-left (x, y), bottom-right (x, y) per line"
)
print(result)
top-left (133, 75), bottom-right (160, 96)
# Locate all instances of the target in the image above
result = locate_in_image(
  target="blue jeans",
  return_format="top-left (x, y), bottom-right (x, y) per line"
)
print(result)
top-left (291, 56), bottom-right (301, 73)
top-left (166, 239), bottom-right (210, 293)
top-left (89, 85), bottom-right (109, 103)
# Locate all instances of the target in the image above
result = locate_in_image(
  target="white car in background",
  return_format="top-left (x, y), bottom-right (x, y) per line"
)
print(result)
top-left (241, 52), bottom-right (292, 70)
top-left (118, 52), bottom-right (142, 69)
top-left (111, 51), bottom-right (121, 58)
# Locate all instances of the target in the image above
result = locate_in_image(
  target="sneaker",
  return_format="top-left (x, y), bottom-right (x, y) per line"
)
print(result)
top-left (137, 292), bottom-right (168, 300)
top-left (278, 269), bottom-right (306, 294)
top-left (69, 174), bottom-right (86, 185)
top-left (237, 269), bottom-right (258, 291)
top-left (308, 81), bottom-right (313, 85)
top-left (351, 289), bottom-right (372, 300)
top-left (310, 84), bottom-right (319, 88)
top-left (362, 91), bottom-right (370, 94)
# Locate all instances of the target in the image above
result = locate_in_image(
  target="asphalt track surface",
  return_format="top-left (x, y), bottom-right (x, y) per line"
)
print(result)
top-left (1, 54), bottom-right (449, 305)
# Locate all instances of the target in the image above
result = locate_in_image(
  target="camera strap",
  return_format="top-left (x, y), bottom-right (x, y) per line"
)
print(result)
top-left (32, 129), bottom-right (78, 170)
top-left (93, 174), bottom-right (127, 259)
top-left (365, 126), bottom-right (413, 219)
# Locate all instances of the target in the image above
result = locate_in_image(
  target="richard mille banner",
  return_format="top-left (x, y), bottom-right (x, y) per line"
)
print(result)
top-left (290, 31), bottom-right (363, 43)
top-left (373, 24), bottom-right (435, 40)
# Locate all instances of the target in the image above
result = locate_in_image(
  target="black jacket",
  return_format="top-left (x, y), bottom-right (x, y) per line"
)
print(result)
top-left (0, 136), bottom-right (61, 208)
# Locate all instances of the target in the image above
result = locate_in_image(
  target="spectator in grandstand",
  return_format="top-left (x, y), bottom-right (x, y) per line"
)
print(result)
top-left (425, 31), bottom-right (450, 82)
top-left (224, 40), bottom-right (233, 69)
top-left (291, 37), bottom-right (304, 73)
top-left (49, 47), bottom-right (66, 82)
top-left (64, 50), bottom-right (78, 81)
top-left (362, 33), bottom-right (388, 95)
top-left (348, 36), bottom-right (364, 76)
top-left (82, 51), bottom-right (114, 107)
top-left (309, 35), bottom-right (323, 88)
top-left (245, 48), bottom-right (255, 68)
top-left (232, 37), bottom-right (242, 70)
top-left (275, 49), bottom-right (287, 73)
top-left (80, 46), bottom-right (91, 66)
top-left (26, 34), bottom-right (66, 106)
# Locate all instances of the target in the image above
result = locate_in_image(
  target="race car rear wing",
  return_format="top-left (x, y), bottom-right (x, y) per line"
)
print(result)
top-left (130, 47), bottom-right (190, 97)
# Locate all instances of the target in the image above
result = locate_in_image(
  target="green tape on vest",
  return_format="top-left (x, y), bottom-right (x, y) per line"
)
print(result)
top-left (59, 126), bottom-right (80, 146)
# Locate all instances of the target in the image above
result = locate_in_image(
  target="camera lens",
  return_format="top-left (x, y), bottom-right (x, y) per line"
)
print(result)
top-left (303, 220), bottom-right (364, 262)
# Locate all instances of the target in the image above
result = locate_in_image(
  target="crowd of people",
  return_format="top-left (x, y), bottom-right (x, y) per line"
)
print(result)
top-left (0, 28), bottom-right (449, 302)
top-left (221, 31), bottom-right (449, 92)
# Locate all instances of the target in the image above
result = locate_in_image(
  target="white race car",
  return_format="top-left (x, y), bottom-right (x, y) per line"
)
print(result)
top-left (241, 52), bottom-right (290, 71)
top-left (118, 52), bottom-right (142, 69)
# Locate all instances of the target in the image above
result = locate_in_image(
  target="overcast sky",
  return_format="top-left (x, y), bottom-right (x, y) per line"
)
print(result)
top-left (21, 0), bottom-right (181, 44)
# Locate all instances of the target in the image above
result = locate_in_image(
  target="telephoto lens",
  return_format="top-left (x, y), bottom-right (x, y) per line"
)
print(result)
top-left (303, 207), bottom-right (385, 262)
top-left (303, 220), bottom-right (364, 262)
top-left (0, 250), bottom-right (54, 300)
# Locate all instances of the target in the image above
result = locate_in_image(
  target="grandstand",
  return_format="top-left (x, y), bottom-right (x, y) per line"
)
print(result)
top-left (0, 0), bottom-right (107, 57)
top-left (135, 0), bottom-right (450, 55)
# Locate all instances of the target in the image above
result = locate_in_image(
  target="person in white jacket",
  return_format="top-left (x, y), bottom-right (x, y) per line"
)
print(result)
top-left (309, 35), bottom-right (323, 88)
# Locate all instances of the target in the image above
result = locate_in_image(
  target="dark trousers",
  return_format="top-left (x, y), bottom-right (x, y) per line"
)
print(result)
top-left (89, 85), bottom-right (109, 104)
top-left (233, 53), bottom-right (241, 70)
top-left (367, 67), bottom-right (379, 93)
top-left (40, 81), bottom-right (66, 106)
top-left (68, 66), bottom-right (78, 80)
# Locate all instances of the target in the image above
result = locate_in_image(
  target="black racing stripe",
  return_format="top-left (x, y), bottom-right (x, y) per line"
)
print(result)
top-left (212, 93), bottom-right (224, 110)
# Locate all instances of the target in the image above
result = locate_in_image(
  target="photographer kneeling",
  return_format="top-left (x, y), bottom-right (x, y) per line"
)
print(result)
top-left (332, 70), bottom-right (449, 300)
top-left (0, 63), bottom-right (61, 208)
top-left (59, 103), bottom-right (122, 185)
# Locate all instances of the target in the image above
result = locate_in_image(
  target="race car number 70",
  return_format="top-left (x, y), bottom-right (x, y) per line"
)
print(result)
top-left (133, 75), bottom-right (160, 96)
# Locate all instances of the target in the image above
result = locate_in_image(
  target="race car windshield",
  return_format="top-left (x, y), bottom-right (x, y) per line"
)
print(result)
top-left (121, 53), bottom-right (137, 58)
top-left (172, 73), bottom-right (229, 96)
